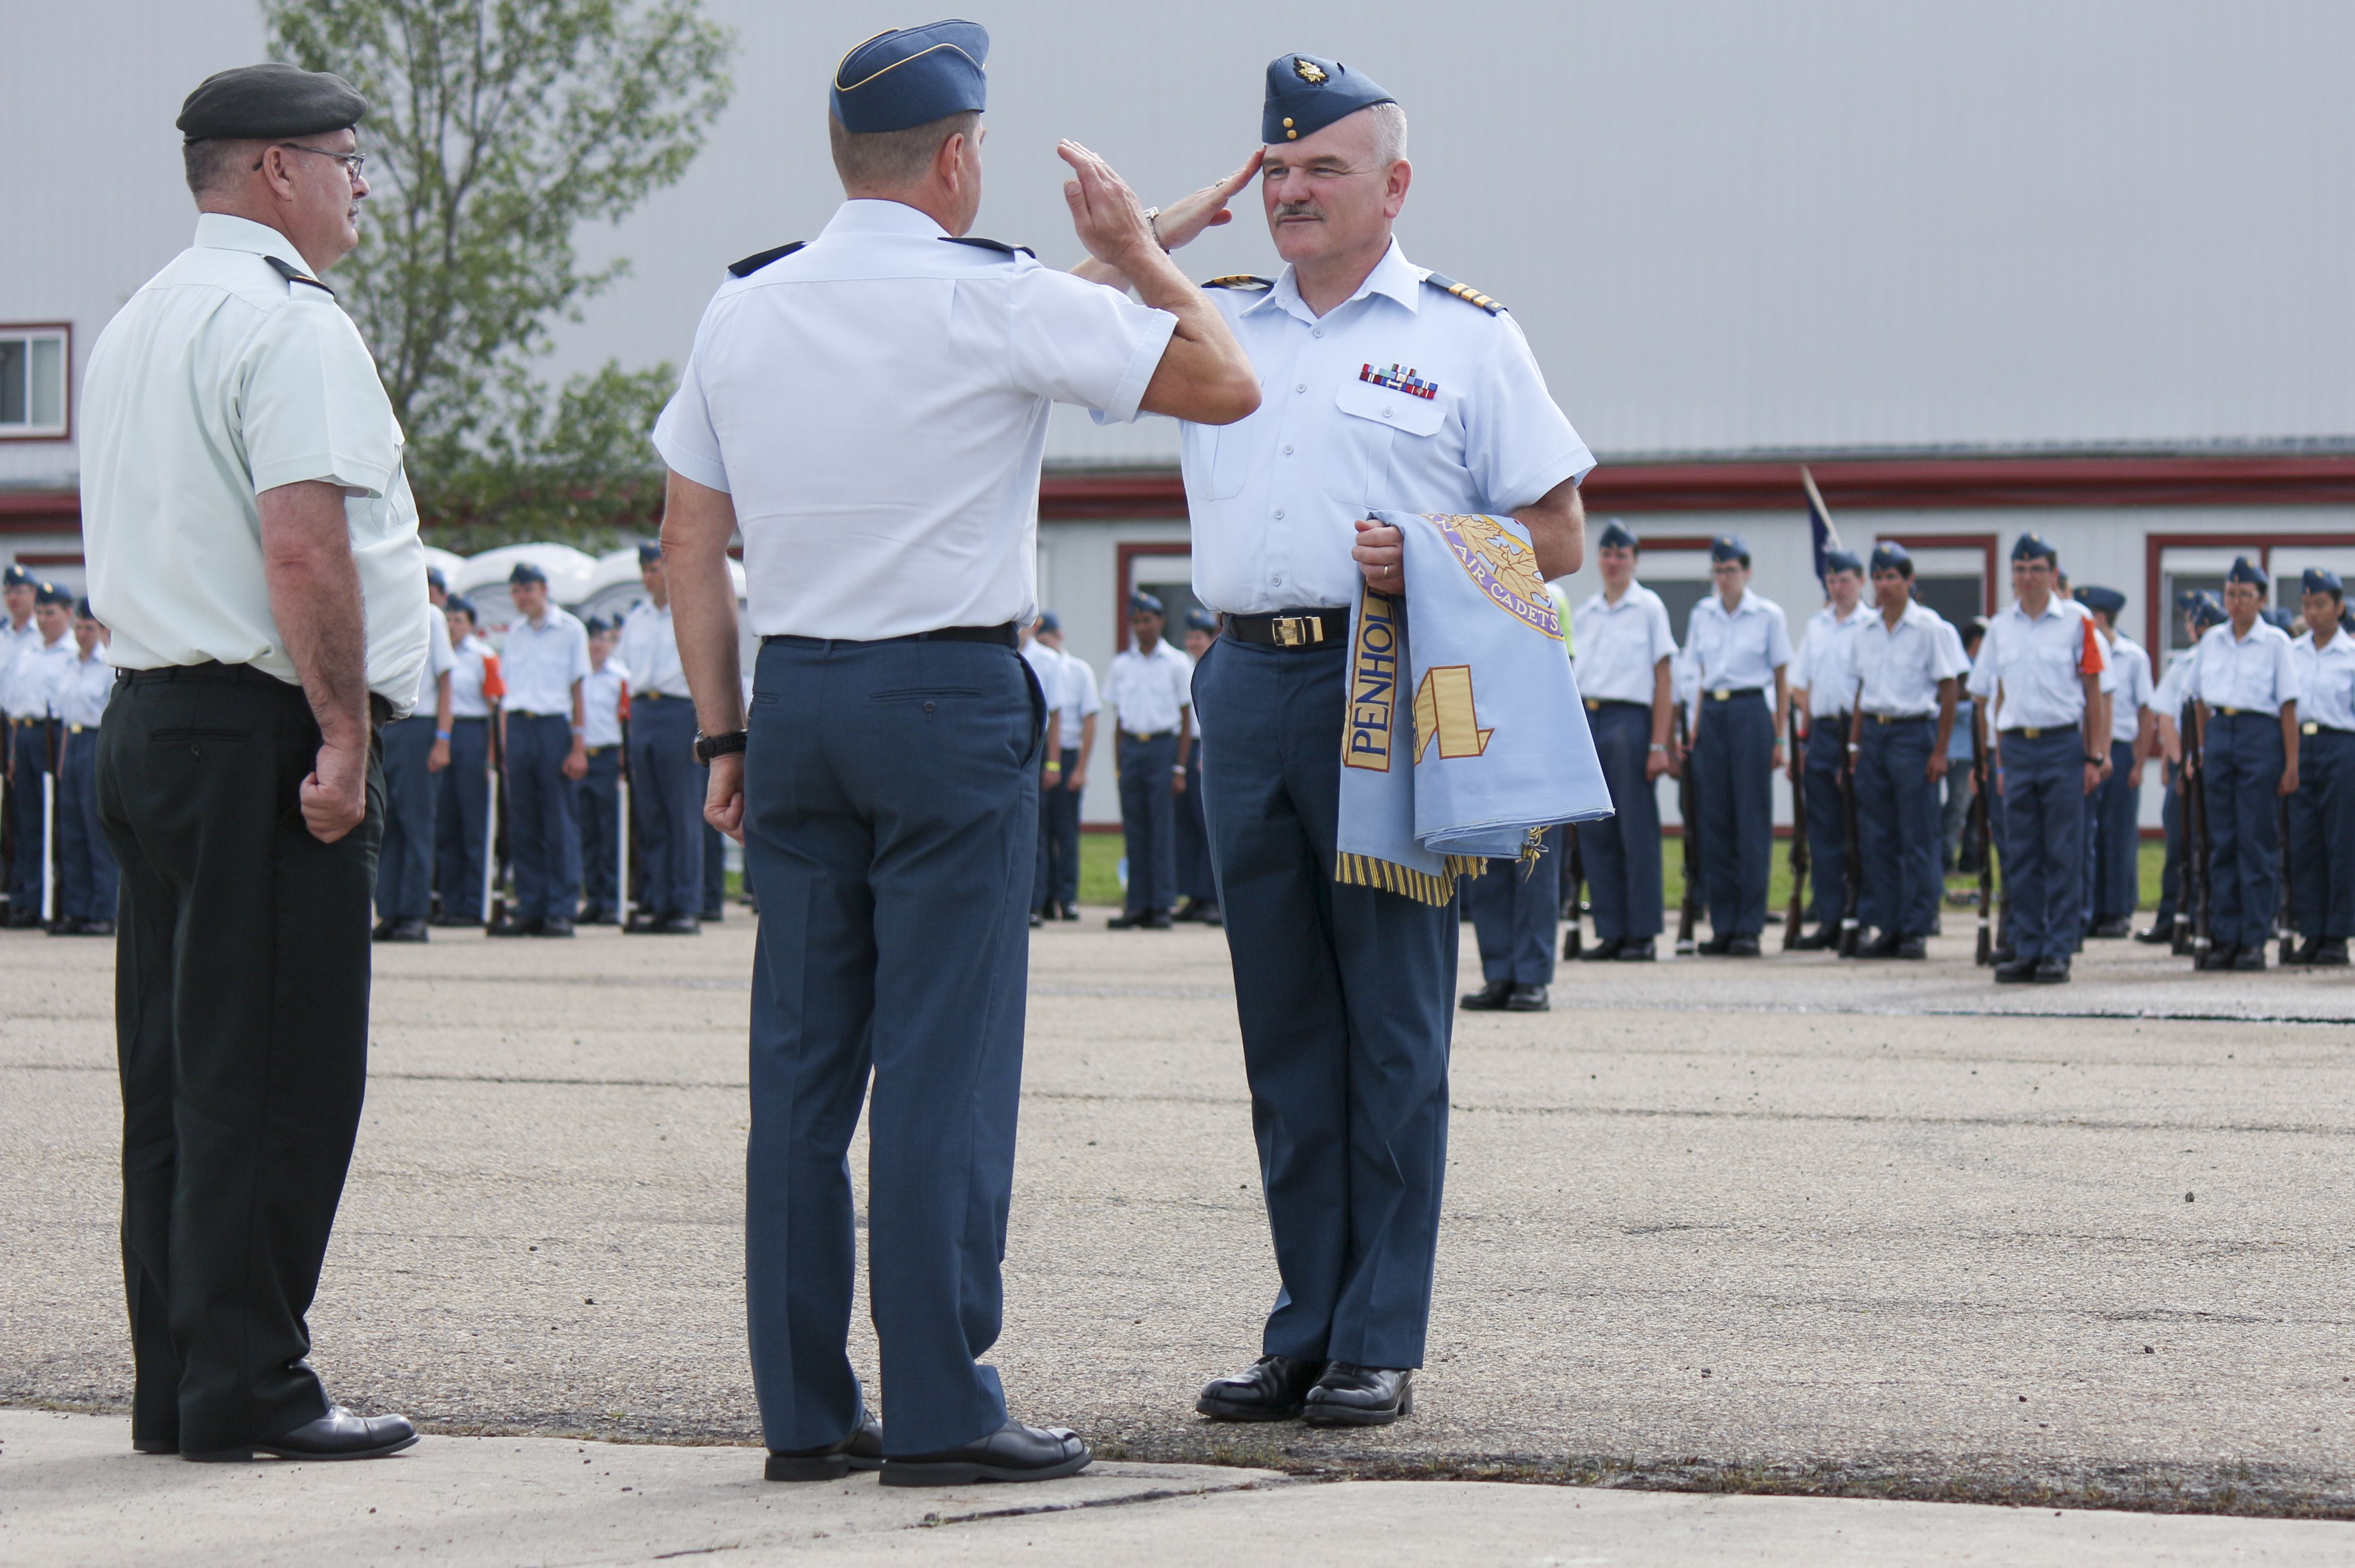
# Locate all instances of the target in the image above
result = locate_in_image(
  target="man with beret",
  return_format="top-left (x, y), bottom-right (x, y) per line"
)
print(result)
top-left (1079, 51), bottom-right (1592, 1426)
top-left (1102, 592), bottom-right (1194, 929)
top-left (1172, 607), bottom-right (1223, 924)
top-left (0, 583), bottom-right (74, 927)
top-left (655, 21), bottom-right (1256, 1483)
top-left (1683, 536), bottom-right (1793, 956)
top-left (1846, 543), bottom-right (1966, 958)
top-left (80, 62), bottom-right (429, 1460)
top-left (1029, 612), bottom-right (1097, 920)
top-left (490, 561), bottom-right (591, 937)
top-left (2140, 592), bottom-right (2225, 943)
top-left (2072, 585), bottom-right (2152, 940)
top-left (615, 541), bottom-right (703, 933)
top-left (1787, 549), bottom-right (1867, 949)
top-left (51, 601), bottom-right (120, 936)
top-left (2190, 558), bottom-right (2300, 970)
top-left (1970, 535), bottom-right (2109, 982)
top-left (434, 595), bottom-right (502, 924)
top-left (574, 615), bottom-right (629, 925)
top-left (372, 568), bottom-right (455, 943)
top-left (1568, 522), bottom-right (1677, 962)
top-left (2287, 567), bottom-right (2354, 965)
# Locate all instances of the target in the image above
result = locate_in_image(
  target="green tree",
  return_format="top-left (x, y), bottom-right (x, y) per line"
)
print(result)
top-left (266, 0), bottom-right (732, 543)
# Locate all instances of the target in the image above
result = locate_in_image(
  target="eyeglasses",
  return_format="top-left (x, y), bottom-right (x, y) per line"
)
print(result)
top-left (260, 143), bottom-right (368, 180)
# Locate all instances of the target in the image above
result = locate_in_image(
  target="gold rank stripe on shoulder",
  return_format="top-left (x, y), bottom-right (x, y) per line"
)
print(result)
top-left (1202, 274), bottom-right (1274, 291)
top-left (1420, 271), bottom-right (1503, 314)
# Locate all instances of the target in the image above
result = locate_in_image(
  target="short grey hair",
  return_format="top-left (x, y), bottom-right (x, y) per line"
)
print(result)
top-left (183, 137), bottom-right (262, 198)
top-left (827, 109), bottom-right (980, 192)
top-left (1365, 102), bottom-right (1408, 167)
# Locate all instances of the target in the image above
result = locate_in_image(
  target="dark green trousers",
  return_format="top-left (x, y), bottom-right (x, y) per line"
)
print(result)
top-left (97, 663), bottom-right (383, 1455)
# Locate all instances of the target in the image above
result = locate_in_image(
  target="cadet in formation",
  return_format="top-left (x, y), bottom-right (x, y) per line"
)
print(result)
top-left (1101, 591), bottom-right (1193, 930)
top-left (1970, 534), bottom-right (2108, 984)
top-left (1020, 611), bottom-right (1093, 922)
top-left (2286, 567), bottom-right (2354, 965)
top-left (490, 561), bottom-right (591, 937)
top-left (1091, 49), bottom-right (1592, 1425)
top-left (575, 615), bottom-right (628, 925)
top-left (434, 595), bottom-right (500, 924)
top-left (1786, 549), bottom-right (1865, 948)
top-left (51, 600), bottom-right (119, 936)
top-left (1, 583), bottom-right (75, 925)
top-left (372, 567), bottom-right (453, 943)
top-left (1684, 536), bottom-right (1791, 956)
top-left (2140, 591), bottom-right (2225, 943)
top-left (614, 541), bottom-right (706, 933)
top-left (2073, 585), bottom-right (2152, 941)
top-left (1846, 542), bottom-right (1965, 959)
top-left (653, 19), bottom-right (1256, 1484)
top-left (2189, 557), bottom-right (2299, 971)
top-left (1566, 520), bottom-right (1676, 963)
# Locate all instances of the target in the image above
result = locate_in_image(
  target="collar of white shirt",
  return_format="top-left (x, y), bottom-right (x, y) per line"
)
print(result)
top-left (819, 198), bottom-right (950, 243)
top-left (193, 212), bottom-right (316, 276)
top-left (1250, 239), bottom-right (1423, 326)
top-left (1710, 591), bottom-right (1762, 619)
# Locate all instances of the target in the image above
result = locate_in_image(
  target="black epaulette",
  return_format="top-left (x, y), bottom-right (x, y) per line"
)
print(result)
top-left (1202, 274), bottom-right (1273, 292)
top-left (942, 236), bottom-right (1036, 259)
top-left (263, 254), bottom-right (335, 297)
top-left (728, 241), bottom-right (806, 278)
top-left (1421, 271), bottom-right (1503, 314)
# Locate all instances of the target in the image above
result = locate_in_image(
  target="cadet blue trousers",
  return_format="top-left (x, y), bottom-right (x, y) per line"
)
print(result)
top-left (2153, 760), bottom-right (2185, 932)
top-left (1175, 745), bottom-right (1217, 905)
top-left (1469, 827), bottom-right (1560, 985)
top-left (574, 745), bottom-right (622, 916)
top-left (435, 718), bottom-right (492, 922)
top-left (1855, 716), bottom-right (1940, 939)
top-left (1116, 731), bottom-right (1179, 915)
top-left (1194, 635), bottom-right (1457, 1369)
top-left (1999, 728), bottom-right (2088, 960)
top-left (2088, 739), bottom-right (2139, 925)
top-left (2288, 728), bottom-right (2355, 939)
top-left (1801, 718), bottom-right (1851, 929)
top-left (374, 716), bottom-right (438, 920)
top-left (9, 722), bottom-right (52, 915)
top-left (628, 695), bottom-right (704, 920)
top-left (742, 634), bottom-right (1042, 1458)
top-left (505, 713), bottom-right (581, 923)
top-left (1031, 748), bottom-right (1082, 913)
top-left (1693, 693), bottom-right (1774, 938)
top-left (1580, 702), bottom-right (1662, 940)
top-left (56, 726), bottom-right (117, 924)
top-left (2203, 711), bottom-right (2286, 951)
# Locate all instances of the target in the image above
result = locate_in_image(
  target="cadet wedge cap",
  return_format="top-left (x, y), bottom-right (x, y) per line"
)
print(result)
top-left (178, 62), bottom-right (369, 142)
top-left (1262, 52), bottom-right (1395, 144)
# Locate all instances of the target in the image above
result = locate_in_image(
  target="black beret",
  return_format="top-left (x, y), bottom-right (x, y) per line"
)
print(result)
top-left (1129, 591), bottom-right (1164, 616)
top-left (2179, 591), bottom-right (2225, 631)
top-left (2011, 532), bottom-right (2057, 564)
top-left (178, 63), bottom-right (370, 144)
top-left (2225, 556), bottom-right (2268, 590)
top-left (637, 540), bottom-right (664, 566)
top-left (831, 21), bottom-right (988, 134)
top-left (508, 561), bottom-right (548, 587)
top-left (1596, 520), bottom-right (1638, 551)
top-left (583, 616), bottom-right (612, 636)
top-left (1263, 52), bottom-right (1395, 145)
top-left (2304, 566), bottom-right (2344, 598)
top-left (1710, 534), bottom-right (1749, 565)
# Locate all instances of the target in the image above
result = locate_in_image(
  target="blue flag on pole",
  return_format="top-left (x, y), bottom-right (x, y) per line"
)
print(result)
top-left (1801, 465), bottom-right (1842, 588)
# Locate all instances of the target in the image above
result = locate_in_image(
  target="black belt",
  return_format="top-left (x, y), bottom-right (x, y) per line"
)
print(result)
top-left (1709, 687), bottom-right (1765, 701)
top-left (2301, 723), bottom-right (2354, 736)
top-left (2000, 726), bottom-right (2072, 740)
top-left (1125, 729), bottom-right (1176, 743)
top-left (116, 662), bottom-right (391, 728)
top-left (2214, 706), bottom-right (2274, 718)
top-left (1223, 608), bottom-right (1349, 649)
top-left (7, 716), bottom-right (46, 728)
top-left (1583, 698), bottom-right (1650, 714)
top-left (762, 621), bottom-right (1017, 649)
top-left (1865, 711), bottom-right (1934, 725)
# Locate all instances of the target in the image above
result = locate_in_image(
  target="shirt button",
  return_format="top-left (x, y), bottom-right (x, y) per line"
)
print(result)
top-left (1274, 509), bottom-right (1285, 520)
top-left (1294, 383), bottom-right (1306, 393)
top-left (1381, 407), bottom-right (1393, 419)
top-left (1272, 575), bottom-right (1284, 586)
top-left (1283, 445), bottom-right (1294, 455)
top-left (1312, 328), bottom-right (1323, 338)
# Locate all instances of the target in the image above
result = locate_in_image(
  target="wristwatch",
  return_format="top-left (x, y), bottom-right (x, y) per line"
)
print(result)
top-left (2085, 753), bottom-right (2106, 766)
top-left (695, 729), bottom-right (748, 764)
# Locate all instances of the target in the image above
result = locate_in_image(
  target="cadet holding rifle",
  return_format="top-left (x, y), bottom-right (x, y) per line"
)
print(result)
top-left (1566, 521), bottom-right (1676, 962)
top-left (2188, 558), bottom-right (2299, 971)
top-left (2141, 592), bottom-right (2222, 946)
top-left (1786, 550), bottom-right (1866, 949)
top-left (1845, 542), bottom-right (1965, 960)
top-left (2285, 568), bottom-right (2354, 966)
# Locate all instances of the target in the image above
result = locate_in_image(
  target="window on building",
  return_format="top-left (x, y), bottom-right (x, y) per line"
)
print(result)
top-left (0, 327), bottom-right (69, 438)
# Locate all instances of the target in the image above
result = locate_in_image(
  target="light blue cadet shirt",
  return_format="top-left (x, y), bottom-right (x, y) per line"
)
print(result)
top-left (500, 603), bottom-right (592, 717)
top-left (1571, 581), bottom-right (1677, 704)
top-left (1170, 240), bottom-right (1592, 615)
top-left (2193, 616), bottom-right (2300, 714)
top-left (1793, 603), bottom-right (1867, 720)
top-left (1685, 589), bottom-right (1793, 696)
top-left (0, 629), bottom-right (72, 718)
top-left (582, 658), bottom-right (627, 748)
top-left (2292, 624), bottom-right (2355, 732)
top-left (1967, 596), bottom-right (2106, 732)
top-left (1852, 601), bottom-right (1969, 718)
top-left (615, 598), bottom-right (692, 697)
top-left (60, 642), bottom-right (116, 730)
top-left (656, 200), bottom-right (1178, 641)
top-left (2152, 645), bottom-right (2200, 722)
top-left (2101, 630), bottom-right (2154, 745)
top-left (1103, 638), bottom-right (1193, 737)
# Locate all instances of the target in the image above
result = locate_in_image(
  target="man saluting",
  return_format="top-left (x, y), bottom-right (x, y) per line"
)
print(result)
top-left (1080, 53), bottom-right (1594, 1427)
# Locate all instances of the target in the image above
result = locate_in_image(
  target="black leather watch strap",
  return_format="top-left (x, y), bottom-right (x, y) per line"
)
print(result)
top-left (695, 729), bottom-right (749, 763)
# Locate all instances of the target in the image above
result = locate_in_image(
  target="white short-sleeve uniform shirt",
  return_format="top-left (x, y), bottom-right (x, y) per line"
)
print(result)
top-left (79, 214), bottom-right (432, 715)
top-left (615, 600), bottom-right (692, 699)
top-left (1793, 604), bottom-right (1867, 719)
top-left (1851, 601), bottom-right (1969, 717)
top-left (449, 634), bottom-right (499, 719)
top-left (1171, 241), bottom-right (1593, 615)
top-left (654, 200), bottom-right (1178, 641)
top-left (1967, 597), bottom-right (2107, 731)
top-left (1102, 639), bottom-right (1194, 737)
top-left (1571, 583), bottom-right (1677, 705)
top-left (2193, 619), bottom-right (2300, 715)
top-left (2101, 633), bottom-right (2154, 745)
top-left (501, 608), bottom-right (592, 717)
top-left (1685, 590), bottom-right (1793, 695)
top-left (2291, 628), bottom-right (2355, 733)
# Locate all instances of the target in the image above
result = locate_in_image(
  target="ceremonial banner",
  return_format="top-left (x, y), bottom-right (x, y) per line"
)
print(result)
top-left (1337, 510), bottom-right (1615, 905)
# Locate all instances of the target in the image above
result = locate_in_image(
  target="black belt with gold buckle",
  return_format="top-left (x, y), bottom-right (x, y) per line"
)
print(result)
top-left (1223, 608), bottom-right (1349, 649)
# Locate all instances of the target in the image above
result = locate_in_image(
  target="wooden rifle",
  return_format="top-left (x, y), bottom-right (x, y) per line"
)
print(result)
top-left (1782, 706), bottom-right (1809, 948)
top-left (2182, 697), bottom-right (2211, 966)
top-left (1837, 680), bottom-right (1864, 956)
top-left (1971, 704), bottom-right (1995, 964)
top-left (2277, 795), bottom-right (2296, 965)
top-left (1674, 699), bottom-right (1702, 954)
top-left (1560, 824), bottom-right (1584, 958)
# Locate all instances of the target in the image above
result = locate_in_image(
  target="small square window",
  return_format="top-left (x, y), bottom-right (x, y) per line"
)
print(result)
top-left (0, 326), bottom-right (70, 439)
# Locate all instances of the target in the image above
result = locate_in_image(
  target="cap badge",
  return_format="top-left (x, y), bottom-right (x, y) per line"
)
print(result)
top-left (1293, 57), bottom-right (1328, 84)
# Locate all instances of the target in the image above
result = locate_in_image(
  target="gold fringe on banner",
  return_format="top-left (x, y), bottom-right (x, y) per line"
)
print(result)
top-left (1335, 851), bottom-right (1492, 907)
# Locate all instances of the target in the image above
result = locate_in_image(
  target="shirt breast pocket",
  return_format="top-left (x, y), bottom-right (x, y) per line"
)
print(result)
top-left (1328, 379), bottom-right (1441, 509)
top-left (1189, 389), bottom-right (1266, 502)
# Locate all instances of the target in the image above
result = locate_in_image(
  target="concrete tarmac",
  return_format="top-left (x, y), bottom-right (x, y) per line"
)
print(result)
top-left (4, 910), bottom-right (2352, 1558)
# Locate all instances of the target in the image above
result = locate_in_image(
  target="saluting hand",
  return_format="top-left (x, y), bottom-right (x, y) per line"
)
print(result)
top-left (1146, 151), bottom-right (1266, 252)
top-left (1059, 141), bottom-right (1158, 270)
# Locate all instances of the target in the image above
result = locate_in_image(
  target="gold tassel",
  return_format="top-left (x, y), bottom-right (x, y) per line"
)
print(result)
top-left (1335, 850), bottom-right (1494, 907)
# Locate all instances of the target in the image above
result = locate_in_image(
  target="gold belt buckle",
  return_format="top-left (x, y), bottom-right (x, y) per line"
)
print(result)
top-left (1584, 698), bottom-right (1602, 712)
top-left (1272, 615), bottom-right (1321, 647)
top-left (2303, 721), bottom-right (2320, 735)
top-left (1711, 689), bottom-right (1731, 701)
top-left (2021, 727), bottom-right (2041, 739)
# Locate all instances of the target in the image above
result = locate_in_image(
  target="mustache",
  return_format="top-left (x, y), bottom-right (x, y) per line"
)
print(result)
top-left (1274, 201), bottom-right (1322, 220)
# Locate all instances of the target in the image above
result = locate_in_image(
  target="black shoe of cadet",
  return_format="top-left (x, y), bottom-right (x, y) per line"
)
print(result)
top-left (765, 1412), bottom-right (884, 1482)
top-left (383, 917), bottom-right (429, 943)
top-left (1196, 1354), bottom-right (1326, 1421)
top-left (1459, 979), bottom-right (1512, 1011)
top-left (1577, 936), bottom-right (1623, 962)
top-left (1615, 937), bottom-right (1656, 961)
top-left (2032, 955), bottom-right (2071, 983)
top-left (1993, 956), bottom-right (2038, 984)
top-left (1505, 984), bottom-right (1549, 1012)
top-left (1787, 925), bottom-right (1838, 951)
top-left (1301, 1364), bottom-right (1414, 1427)
top-left (185, 1405), bottom-right (419, 1463)
top-left (878, 1419), bottom-right (1091, 1488)
top-left (1852, 932), bottom-right (1902, 959)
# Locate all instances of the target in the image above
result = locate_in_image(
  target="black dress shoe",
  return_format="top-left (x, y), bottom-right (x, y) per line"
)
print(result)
top-left (2088, 917), bottom-right (2133, 939)
top-left (532, 918), bottom-right (575, 937)
top-left (2196, 944), bottom-right (2236, 971)
top-left (1145, 911), bottom-right (1174, 930)
top-left (1577, 936), bottom-right (1624, 962)
top-left (576, 906), bottom-right (618, 926)
top-left (1723, 934), bottom-right (1760, 957)
top-left (1615, 938), bottom-right (1656, 961)
top-left (1459, 979), bottom-right (1512, 1011)
top-left (2232, 945), bottom-right (2266, 971)
top-left (2312, 938), bottom-right (2350, 967)
top-left (878, 1419), bottom-right (1091, 1487)
top-left (2132, 924), bottom-right (2174, 944)
top-left (701, 907), bottom-right (725, 923)
top-left (383, 917), bottom-right (429, 943)
top-left (486, 917), bottom-right (541, 937)
top-left (1029, 911), bottom-right (1044, 928)
top-left (1170, 898), bottom-right (1202, 923)
top-left (73, 919), bottom-right (116, 937)
top-left (1786, 925), bottom-right (1838, 951)
top-left (1106, 912), bottom-right (1147, 929)
top-left (1198, 904), bottom-right (1223, 927)
top-left (132, 1434), bottom-right (178, 1455)
top-left (428, 912), bottom-right (476, 928)
top-left (187, 1405), bottom-right (419, 1463)
top-left (6, 909), bottom-right (43, 929)
top-left (766, 1412), bottom-right (884, 1481)
top-left (1852, 932), bottom-right (1901, 959)
top-left (2032, 955), bottom-right (2071, 984)
top-left (651, 914), bottom-right (701, 935)
top-left (1697, 933), bottom-right (1735, 955)
top-left (1196, 1353), bottom-right (1327, 1421)
top-left (44, 919), bottom-right (79, 936)
top-left (370, 916), bottom-right (398, 941)
top-left (1895, 935), bottom-right (1928, 960)
top-left (1506, 983), bottom-right (1550, 1012)
top-left (1057, 903), bottom-right (1081, 922)
top-left (1994, 956), bottom-right (2039, 984)
top-left (1301, 1364), bottom-right (1413, 1428)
